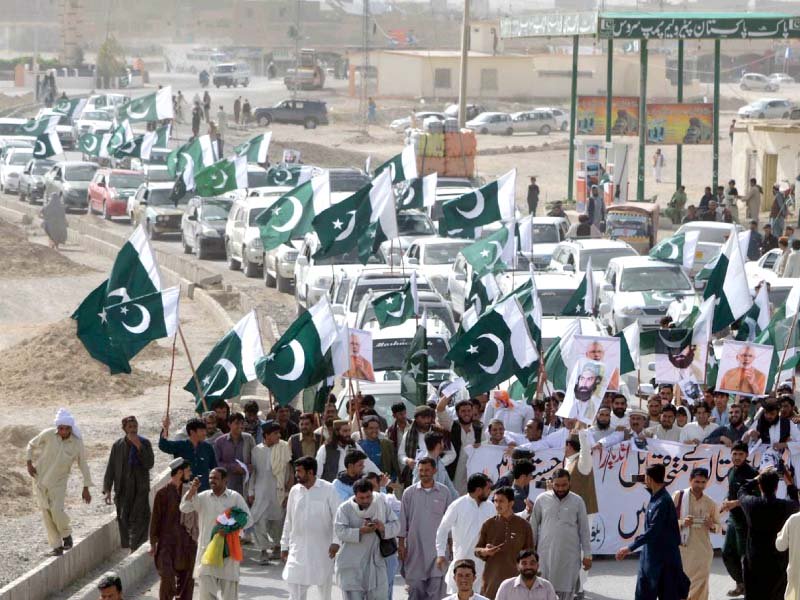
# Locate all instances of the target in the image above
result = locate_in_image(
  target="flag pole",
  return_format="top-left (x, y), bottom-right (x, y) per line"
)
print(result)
top-left (165, 330), bottom-right (178, 417)
top-left (775, 307), bottom-right (800, 393)
top-left (178, 325), bottom-right (209, 413)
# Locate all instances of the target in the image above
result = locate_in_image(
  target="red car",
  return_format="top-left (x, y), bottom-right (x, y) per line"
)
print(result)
top-left (87, 168), bottom-right (146, 219)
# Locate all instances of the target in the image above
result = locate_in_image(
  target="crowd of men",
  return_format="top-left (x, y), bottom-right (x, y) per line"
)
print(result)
top-left (25, 382), bottom-right (800, 600)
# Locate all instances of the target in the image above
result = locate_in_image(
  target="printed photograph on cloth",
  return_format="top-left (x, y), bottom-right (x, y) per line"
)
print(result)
top-left (655, 327), bottom-right (707, 384)
top-left (716, 340), bottom-right (771, 397)
top-left (557, 358), bottom-right (610, 425)
top-left (343, 328), bottom-right (375, 382)
top-left (575, 335), bottom-right (621, 391)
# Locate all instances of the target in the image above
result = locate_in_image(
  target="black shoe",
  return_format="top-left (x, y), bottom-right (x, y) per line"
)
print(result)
top-left (48, 547), bottom-right (64, 557)
top-left (62, 535), bottom-right (73, 549)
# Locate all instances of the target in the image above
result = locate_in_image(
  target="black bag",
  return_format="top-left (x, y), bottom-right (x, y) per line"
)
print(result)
top-left (377, 531), bottom-right (397, 557)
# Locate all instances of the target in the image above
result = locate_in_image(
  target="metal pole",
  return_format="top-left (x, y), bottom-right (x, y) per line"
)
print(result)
top-left (605, 39), bottom-right (613, 144)
top-left (293, 0), bottom-right (300, 100)
top-left (676, 40), bottom-right (684, 189)
top-left (713, 39), bottom-right (721, 192)
top-left (636, 39), bottom-right (648, 202)
top-left (567, 35), bottom-right (579, 203)
top-left (457, 0), bottom-right (470, 129)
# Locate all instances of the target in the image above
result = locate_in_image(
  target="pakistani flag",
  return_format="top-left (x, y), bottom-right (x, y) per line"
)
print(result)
top-left (649, 229), bottom-right (699, 270)
top-left (401, 313), bottom-right (428, 405)
top-left (108, 120), bottom-right (134, 153)
top-left (441, 169), bottom-right (516, 232)
top-left (194, 156), bottom-right (249, 197)
top-left (257, 171), bottom-right (330, 252)
top-left (461, 226), bottom-right (511, 276)
top-left (500, 267), bottom-right (543, 349)
top-left (562, 257), bottom-right (595, 316)
top-left (374, 144), bottom-right (417, 184)
top-left (168, 135), bottom-right (217, 189)
top-left (114, 127), bottom-right (168, 161)
top-left (543, 319), bottom-right (580, 392)
top-left (372, 271), bottom-right (419, 328)
top-left (103, 287), bottom-right (180, 344)
top-left (736, 284), bottom-right (771, 342)
top-left (397, 172), bottom-right (437, 211)
top-left (16, 114), bottom-right (59, 137)
top-left (756, 287), bottom-right (800, 389)
top-left (355, 169), bottom-right (397, 264)
top-left (78, 132), bottom-right (113, 158)
top-left (33, 130), bottom-right (62, 158)
top-left (466, 272), bottom-right (501, 316)
top-left (184, 310), bottom-right (264, 411)
top-left (234, 132), bottom-right (272, 164)
top-left (447, 297), bottom-right (538, 396)
top-left (72, 280), bottom-right (132, 374)
top-left (703, 231), bottom-right (753, 333)
top-left (255, 297), bottom-right (339, 406)
top-left (53, 96), bottom-right (87, 119)
top-left (266, 164), bottom-right (316, 187)
top-left (118, 86), bottom-right (174, 123)
top-left (616, 321), bottom-right (640, 375)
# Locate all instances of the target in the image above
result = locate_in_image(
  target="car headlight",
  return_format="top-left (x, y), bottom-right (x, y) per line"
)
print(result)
top-left (313, 276), bottom-right (332, 290)
top-left (618, 307), bottom-right (644, 316)
top-left (249, 237), bottom-right (263, 250)
top-left (8, 172), bottom-right (19, 179)
top-left (281, 250), bottom-right (298, 264)
top-left (201, 225), bottom-right (219, 237)
top-left (156, 215), bottom-right (168, 223)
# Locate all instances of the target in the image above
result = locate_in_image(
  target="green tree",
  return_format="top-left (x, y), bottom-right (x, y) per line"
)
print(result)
top-left (96, 36), bottom-right (126, 89)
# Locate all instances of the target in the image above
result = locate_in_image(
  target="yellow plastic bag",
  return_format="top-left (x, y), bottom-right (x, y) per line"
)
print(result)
top-left (201, 533), bottom-right (225, 568)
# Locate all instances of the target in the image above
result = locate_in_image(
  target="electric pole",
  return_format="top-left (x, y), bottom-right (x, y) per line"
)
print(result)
top-left (457, 0), bottom-right (470, 128)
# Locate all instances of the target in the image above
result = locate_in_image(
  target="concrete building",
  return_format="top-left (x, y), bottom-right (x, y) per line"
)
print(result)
top-left (731, 120), bottom-right (800, 210)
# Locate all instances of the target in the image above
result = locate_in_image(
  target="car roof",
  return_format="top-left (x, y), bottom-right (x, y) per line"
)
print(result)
top-left (415, 237), bottom-right (471, 246)
top-left (242, 196), bottom-right (280, 209)
top-left (558, 239), bottom-right (633, 250)
top-left (679, 221), bottom-right (737, 231)
top-left (471, 112), bottom-right (508, 118)
top-left (533, 272), bottom-right (581, 289)
top-left (7, 147), bottom-right (33, 154)
top-left (0, 117), bottom-right (26, 124)
top-left (529, 216), bottom-right (567, 225)
top-left (104, 168), bottom-right (144, 175)
top-left (55, 160), bottom-right (96, 167)
top-left (365, 319), bottom-right (449, 339)
top-left (145, 181), bottom-right (175, 190)
top-left (609, 256), bottom-right (678, 269)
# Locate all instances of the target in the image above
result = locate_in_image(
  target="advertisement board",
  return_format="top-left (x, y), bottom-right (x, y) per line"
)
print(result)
top-left (576, 96), bottom-right (639, 136)
top-left (646, 103), bottom-right (713, 145)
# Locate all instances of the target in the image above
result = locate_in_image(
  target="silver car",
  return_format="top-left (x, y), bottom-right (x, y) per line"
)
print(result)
top-left (465, 112), bottom-right (514, 135)
top-left (511, 110), bottom-right (557, 135)
top-left (43, 161), bottom-right (98, 211)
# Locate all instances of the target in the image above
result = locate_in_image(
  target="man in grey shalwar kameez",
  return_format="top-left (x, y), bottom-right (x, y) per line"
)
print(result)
top-left (530, 468), bottom-right (592, 600)
top-left (334, 478), bottom-right (401, 600)
top-left (42, 193), bottom-right (67, 249)
top-left (399, 457), bottom-right (452, 600)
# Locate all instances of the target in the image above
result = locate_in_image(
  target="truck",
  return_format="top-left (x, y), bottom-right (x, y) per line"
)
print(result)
top-left (284, 49), bottom-right (326, 91)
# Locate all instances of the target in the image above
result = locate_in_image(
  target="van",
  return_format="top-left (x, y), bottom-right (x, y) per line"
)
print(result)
top-left (212, 63), bottom-right (251, 88)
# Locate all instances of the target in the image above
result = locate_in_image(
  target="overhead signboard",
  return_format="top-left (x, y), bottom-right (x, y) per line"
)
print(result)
top-left (500, 12), bottom-right (597, 39)
top-left (598, 14), bottom-right (800, 40)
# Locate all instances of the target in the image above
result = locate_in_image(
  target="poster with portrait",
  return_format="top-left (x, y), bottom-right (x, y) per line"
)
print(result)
top-left (655, 328), bottom-right (707, 385)
top-left (344, 328), bottom-right (375, 382)
top-left (282, 148), bottom-right (302, 164)
top-left (678, 378), bottom-right (703, 405)
top-left (575, 335), bottom-right (621, 391)
top-left (715, 340), bottom-right (772, 397)
top-left (557, 358), bottom-right (611, 425)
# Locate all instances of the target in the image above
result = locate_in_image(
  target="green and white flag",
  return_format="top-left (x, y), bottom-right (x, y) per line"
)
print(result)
top-left (168, 135), bottom-right (217, 189)
top-left (33, 130), bottom-right (62, 158)
top-left (53, 96), bottom-right (87, 119)
top-left (372, 271), bottom-right (419, 328)
top-left (460, 226), bottom-right (511, 277)
top-left (266, 164), bottom-right (316, 187)
top-left (446, 297), bottom-right (538, 396)
top-left (441, 169), bottom-right (515, 231)
top-left (118, 86), bottom-right (174, 123)
top-left (500, 267), bottom-right (543, 349)
top-left (234, 132), bottom-right (272, 164)
top-left (72, 279), bottom-right (132, 374)
top-left (184, 310), bottom-right (264, 410)
top-left (103, 286), bottom-right (180, 344)
top-left (194, 156), bottom-right (249, 197)
top-left (78, 132), bottom-right (113, 158)
top-left (256, 171), bottom-right (330, 252)
top-left (356, 169), bottom-right (397, 263)
top-left (466, 272), bottom-right (501, 316)
top-left (649, 229), bottom-right (699, 270)
top-left (401, 312), bottom-right (428, 405)
top-left (16, 114), bottom-right (59, 137)
top-left (397, 172), bottom-right (437, 211)
top-left (562, 257), bottom-right (595, 316)
top-left (703, 231), bottom-right (753, 333)
top-left (108, 119), bottom-right (134, 153)
top-left (736, 284), bottom-right (771, 342)
top-left (374, 144), bottom-right (417, 184)
top-left (616, 321), bottom-right (640, 375)
top-left (543, 319), bottom-right (581, 392)
top-left (255, 296), bottom-right (339, 406)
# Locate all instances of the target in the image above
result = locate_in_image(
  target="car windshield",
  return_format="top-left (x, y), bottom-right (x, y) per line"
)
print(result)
top-left (537, 289), bottom-right (579, 315)
top-left (31, 161), bottom-right (53, 174)
top-left (82, 112), bottom-right (111, 121)
top-left (215, 65), bottom-right (234, 73)
top-left (581, 248), bottom-right (637, 270)
top-left (398, 213), bottom-right (435, 236)
top-left (0, 123), bottom-right (22, 134)
top-left (201, 200), bottom-right (231, 221)
top-left (350, 281), bottom-right (414, 312)
top-left (620, 267), bottom-right (692, 292)
top-left (315, 248), bottom-right (385, 266)
top-left (424, 242), bottom-right (468, 265)
top-left (148, 188), bottom-right (182, 206)
top-left (248, 170), bottom-right (268, 188)
top-left (65, 165), bottom-right (97, 181)
top-left (473, 114), bottom-right (494, 122)
top-left (148, 150), bottom-right (170, 165)
top-left (607, 214), bottom-right (650, 238)
top-left (531, 223), bottom-right (560, 244)
top-left (678, 225), bottom-right (731, 244)
top-left (372, 337), bottom-right (450, 371)
top-left (249, 206), bottom-right (272, 225)
top-left (110, 174), bottom-right (145, 189)
top-left (147, 168), bottom-right (174, 182)
top-left (362, 305), bottom-right (455, 334)
top-left (330, 173), bottom-right (371, 193)
top-left (9, 152), bottom-right (32, 165)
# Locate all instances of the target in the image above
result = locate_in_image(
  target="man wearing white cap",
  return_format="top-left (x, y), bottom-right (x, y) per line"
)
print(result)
top-left (26, 407), bottom-right (93, 556)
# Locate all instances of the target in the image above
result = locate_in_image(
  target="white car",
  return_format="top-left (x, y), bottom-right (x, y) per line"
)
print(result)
top-left (128, 181), bottom-right (184, 238)
top-left (35, 109), bottom-right (75, 149)
top-left (389, 111), bottom-right (446, 133)
top-left (73, 110), bottom-right (114, 137)
top-left (518, 216), bottom-right (570, 270)
top-left (294, 233), bottom-right (387, 311)
top-left (739, 73), bottom-right (779, 92)
top-left (83, 93), bottom-right (130, 117)
top-left (769, 73), bottom-right (796, 86)
top-left (738, 98), bottom-right (794, 119)
top-left (430, 185), bottom-right (476, 228)
top-left (534, 107), bottom-right (570, 131)
top-left (225, 195), bottom-right (283, 277)
top-left (675, 221), bottom-right (741, 274)
top-left (447, 252), bottom-right (530, 319)
top-left (465, 112), bottom-right (514, 135)
top-left (597, 256), bottom-right (698, 333)
top-left (404, 237), bottom-right (472, 298)
top-left (0, 147), bottom-right (34, 193)
top-left (548, 239), bottom-right (638, 276)
top-left (510, 110), bottom-right (557, 135)
top-left (534, 272), bottom-right (606, 351)
top-left (745, 247), bottom-right (796, 307)
top-left (379, 210), bottom-right (437, 264)
top-left (0, 117), bottom-right (28, 142)
top-left (354, 288), bottom-right (456, 334)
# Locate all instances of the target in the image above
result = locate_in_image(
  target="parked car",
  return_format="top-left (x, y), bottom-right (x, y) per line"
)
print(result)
top-left (253, 99), bottom-right (328, 129)
top-left (43, 161), bottom-right (98, 211)
top-left (444, 103), bottom-right (488, 122)
top-left (128, 181), bottom-right (185, 238)
top-left (465, 112), bottom-right (514, 135)
top-left (675, 221), bottom-right (741, 274)
top-left (212, 62), bottom-right (250, 88)
top-left (518, 216), bottom-right (570, 270)
top-left (0, 117), bottom-right (28, 142)
top-left (225, 195), bottom-right (282, 277)
top-left (404, 237), bottom-right (472, 298)
top-left (738, 98), bottom-right (795, 119)
top-left (548, 239), bottom-right (638, 276)
top-left (73, 110), bottom-right (114, 138)
top-left (0, 147), bottom-right (34, 193)
top-left (511, 110), bottom-right (557, 135)
top-left (740, 72), bottom-right (779, 92)
top-left (18, 158), bottom-right (56, 204)
top-left (181, 196), bottom-right (232, 259)
top-left (389, 111), bottom-right (446, 133)
top-left (0, 138), bottom-right (34, 160)
top-left (35, 109), bottom-right (75, 149)
top-left (88, 168), bottom-right (145, 219)
top-left (535, 107), bottom-right (570, 131)
top-left (769, 73), bottom-right (796, 85)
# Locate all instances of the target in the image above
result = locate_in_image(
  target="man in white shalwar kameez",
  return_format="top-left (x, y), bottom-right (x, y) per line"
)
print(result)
top-left (26, 408), bottom-right (93, 555)
top-left (435, 473), bottom-right (495, 594)
top-left (180, 467), bottom-right (251, 600)
top-left (281, 456), bottom-right (342, 600)
top-left (777, 511), bottom-right (800, 600)
top-left (335, 478), bottom-right (401, 599)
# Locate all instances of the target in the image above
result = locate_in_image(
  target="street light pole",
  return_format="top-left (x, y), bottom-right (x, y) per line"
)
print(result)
top-left (457, 0), bottom-right (470, 128)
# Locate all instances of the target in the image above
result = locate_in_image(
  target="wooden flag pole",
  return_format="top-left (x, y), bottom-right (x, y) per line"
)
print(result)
top-left (165, 329), bottom-right (178, 418)
top-left (178, 325), bottom-right (209, 413)
top-left (775, 306), bottom-right (800, 394)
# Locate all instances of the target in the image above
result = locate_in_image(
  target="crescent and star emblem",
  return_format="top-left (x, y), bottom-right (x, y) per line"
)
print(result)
top-left (476, 333), bottom-right (504, 374)
top-left (275, 340), bottom-right (305, 381)
top-left (34, 140), bottom-right (46, 157)
top-left (126, 100), bottom-right (151, 120)
top-left (334, 210), bottom-right (357, 241)
top-left (212, 169), bottom-right (229, 190)
top-left (119, 303), bottom-right (151, 335)
top-left (82, 135), bottom-right (99, 153)
top-left (455, 189), bottom-right (486, 221)
top-left (271, 196), bottom-right (303, 233)
top-left (206, 359), bottom-right (238, 397)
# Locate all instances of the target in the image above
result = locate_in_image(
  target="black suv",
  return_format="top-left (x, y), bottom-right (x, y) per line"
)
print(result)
top-left (254, 99), bottom-right (329, 129)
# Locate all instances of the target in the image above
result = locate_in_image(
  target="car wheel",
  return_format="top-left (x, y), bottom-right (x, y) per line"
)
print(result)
top-left (264, 263), bottom-right (277, 287)
top-left (258, 115), bottom-right (272, 127)
top-left (243, 79), bottom-right (249, 87)
top-left (539, 125), bottom-right (551, 135)
top-left (182, 233), bottom-right (192, 254)
top-left (560, 121), bottom-right (568, 131)
top-left (740, 83), bottom-right (748, 90)
top-left (783, 112), bottom-right (790, 119)
top-left (195, 236), bottom-right (208, 260)
top-left (480, 128), bottom-right (488, 134)
top-left (277, 271), bottom-right (292, 293)
top-left (505, 127), bottom-right (514, 136)
top-left (102, 201), bottom-right (111, 220)
top-left (226, 241), bottom-right (241, 271)
top-left (759, 112), bottom-right (765, 118)
top-left (18, 188), bottom-right (25, 203)
top-left (304, 117), bottom-right (318, 129)
top-left (242, 248), bottom-right (259, 278)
